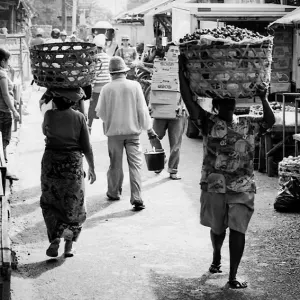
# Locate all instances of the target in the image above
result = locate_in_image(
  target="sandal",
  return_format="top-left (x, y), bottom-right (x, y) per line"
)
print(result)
top-left (209, 264), bottom-right (222, 274)
top-left (227, 279), bottom-right (248, 289)
top-left (64, 240), bottom-right (74, 258)
top-left (46, 238), bottom-right (60, 257)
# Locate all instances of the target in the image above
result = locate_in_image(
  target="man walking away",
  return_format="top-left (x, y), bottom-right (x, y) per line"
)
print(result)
top-left (96, 56), bottom-right (157, 211)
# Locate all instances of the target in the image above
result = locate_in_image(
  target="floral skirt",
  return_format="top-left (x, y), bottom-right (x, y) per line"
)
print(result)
top-left (40, 150), bottom-right (86, 242)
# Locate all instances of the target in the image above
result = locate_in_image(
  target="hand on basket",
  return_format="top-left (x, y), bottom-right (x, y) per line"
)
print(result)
top-left (256, 82), bottom-right (269, 100)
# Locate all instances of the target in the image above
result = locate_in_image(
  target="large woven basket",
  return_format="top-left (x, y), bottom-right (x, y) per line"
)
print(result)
top-left (180, 37), bottom-right (273, 99)
top-left (30, 42), bottom-right (97, 88)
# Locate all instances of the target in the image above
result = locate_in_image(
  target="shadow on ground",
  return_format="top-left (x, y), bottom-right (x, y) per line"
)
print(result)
top-left (13, 256), bottom-right (66, 279)
top-left (149, 270), bottom-right (269, 300)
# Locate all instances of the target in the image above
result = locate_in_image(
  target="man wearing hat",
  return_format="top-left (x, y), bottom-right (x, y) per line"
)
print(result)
top-left (95, 56), bottom-right (157, 211)
top-left (115, 35), bottom-right (138, 80)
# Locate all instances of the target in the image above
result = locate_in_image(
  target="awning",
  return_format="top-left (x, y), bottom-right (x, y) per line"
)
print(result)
top-left (114, 0), bottom-right (191, 20)
top-left (171, 3), bottom-right (297, 22)
top-left (269, 6), bottom-right (300, 27)
top-left (18, 0), bottom-right (36, 18)
top-left (114, 0), bottom-right (170, 20)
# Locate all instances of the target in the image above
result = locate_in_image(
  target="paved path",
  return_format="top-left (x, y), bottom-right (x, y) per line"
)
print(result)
top-left (9, 87), bottom-right (286, 300)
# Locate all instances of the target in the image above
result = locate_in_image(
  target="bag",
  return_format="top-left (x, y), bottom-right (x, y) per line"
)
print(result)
top-left (274, 177), bottom-right (300, 212)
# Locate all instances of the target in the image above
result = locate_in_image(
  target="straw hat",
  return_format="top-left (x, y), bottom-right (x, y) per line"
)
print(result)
top-left (60, 30), bottom-right (67, 36)
top-left (121, 35), bottom-right (130, 41)
top-left (93, 34), bottom-right (106, 48)
top-left (109, 56), bottom-right (130, 74)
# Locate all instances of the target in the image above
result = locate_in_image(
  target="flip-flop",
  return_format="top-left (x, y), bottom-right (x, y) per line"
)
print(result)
top-left (209, 264), bottom-right (222, 274)
top-left (227, 279), bottom-right (248, 289)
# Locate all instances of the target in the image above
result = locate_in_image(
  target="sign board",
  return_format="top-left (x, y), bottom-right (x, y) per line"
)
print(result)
top-left (270, 29), bottom-right (293, 93)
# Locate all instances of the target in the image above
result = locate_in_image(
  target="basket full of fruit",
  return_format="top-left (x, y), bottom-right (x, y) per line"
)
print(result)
top-left (278, 156), bottom-right (300, 186)
top-left (30, 42), bottom-right (97, 88)
top-left (179, 26), bottom-right (273, 99)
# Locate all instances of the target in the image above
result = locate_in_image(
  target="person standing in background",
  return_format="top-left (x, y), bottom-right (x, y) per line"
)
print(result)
top-left (115, 35), bottom-right (138, 80)
top-left (87, 34), bottom-right (111, 133)
top-left (60, 30), bottom-right (68, 42)
top-left (0, 48), bottom-right (20, 180)
top-left (30, 28), bottom-right (45, 47)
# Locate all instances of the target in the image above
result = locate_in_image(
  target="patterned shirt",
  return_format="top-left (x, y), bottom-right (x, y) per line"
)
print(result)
top-left (200, 113), bottom-right (268, 194)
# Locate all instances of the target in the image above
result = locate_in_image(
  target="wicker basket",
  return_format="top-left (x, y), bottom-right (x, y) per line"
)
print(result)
top-left (30, 42), bottom-right (97, 88)
top-left (180, 37), bottom-right (273, 99)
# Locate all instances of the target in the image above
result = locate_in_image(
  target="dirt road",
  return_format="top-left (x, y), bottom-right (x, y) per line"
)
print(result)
top-left (8, 87), bottom-right (300, 300)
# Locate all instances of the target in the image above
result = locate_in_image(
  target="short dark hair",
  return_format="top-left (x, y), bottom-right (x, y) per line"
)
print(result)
top-left (0, 48), bottom-right (10, 61)
top-left (52, 97), bottom-right (75, 110)
top-left (212, 97), bottom-right (236, 114)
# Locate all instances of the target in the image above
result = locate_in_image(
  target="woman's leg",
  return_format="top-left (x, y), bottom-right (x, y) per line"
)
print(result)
top-left (210, 230), bottom-right (226, 273)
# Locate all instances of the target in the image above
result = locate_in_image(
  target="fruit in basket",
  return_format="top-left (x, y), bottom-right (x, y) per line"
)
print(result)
top-left (179, 25), bottom-right (267, 44)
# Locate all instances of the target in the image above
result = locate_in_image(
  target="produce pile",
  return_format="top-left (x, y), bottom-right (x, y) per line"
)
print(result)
top-left (250, 103), bottom-right (298, 116)
top-left (179, 26), bottom-right (273, 99)
top-left (179, 25), bottom-right (266, 44)
top-left (278, 156), bottom-right (300, 186)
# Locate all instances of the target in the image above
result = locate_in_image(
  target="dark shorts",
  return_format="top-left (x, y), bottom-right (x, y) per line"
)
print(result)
top-left (200, 191), bottom-right (255, 234)
top-left (0, 111), bottom-right (12, 148)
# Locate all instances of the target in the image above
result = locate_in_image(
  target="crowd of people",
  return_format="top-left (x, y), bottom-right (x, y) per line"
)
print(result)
top-left (0, 26), bottom-right (277, 289)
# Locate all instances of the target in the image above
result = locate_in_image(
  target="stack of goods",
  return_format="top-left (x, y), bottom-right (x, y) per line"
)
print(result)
top-left (278, 156), bottom-right (300, 186)
top-left (30, 42), bottom-right (97, 89)
top-left (250, 102), bottom-right (300, 126)
top-left (150, 46), bottom-right (181, 119)
top-left (179, 26), bottom-right (273, 99)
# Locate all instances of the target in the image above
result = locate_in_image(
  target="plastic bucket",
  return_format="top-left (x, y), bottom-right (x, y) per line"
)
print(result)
top-left (144, 149), bottom-right (165, 171)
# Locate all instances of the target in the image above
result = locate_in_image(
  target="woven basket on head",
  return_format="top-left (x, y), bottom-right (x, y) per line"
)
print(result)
top-left (30, 42), bottom-right (97, 89)
top-left (180, 38), bottom-right (273, 99)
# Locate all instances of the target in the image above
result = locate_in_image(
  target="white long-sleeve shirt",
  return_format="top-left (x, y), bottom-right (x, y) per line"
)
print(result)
top-left (95, 76), bottom-right (152, 136)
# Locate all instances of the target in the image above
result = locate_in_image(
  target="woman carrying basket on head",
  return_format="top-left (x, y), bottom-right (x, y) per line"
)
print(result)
top-left (178, 53), bottom-right (275, 289)
top-left (40, 87), bottom-right (96, 258)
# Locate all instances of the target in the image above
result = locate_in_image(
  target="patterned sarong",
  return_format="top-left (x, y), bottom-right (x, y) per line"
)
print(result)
top-left (40, 150), bottom-right (86, 242)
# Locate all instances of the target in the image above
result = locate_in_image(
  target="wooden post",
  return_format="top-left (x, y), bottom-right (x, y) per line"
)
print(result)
top-left (62, 0), bottom-right (67, 30)
top-left (72, 0), bottom-right (77, 33)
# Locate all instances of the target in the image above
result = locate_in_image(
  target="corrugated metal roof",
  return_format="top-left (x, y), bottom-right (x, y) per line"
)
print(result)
top-left (114, 0), bottom-right (171, 19)
top-left (269, 6), bottom-right (300, 26)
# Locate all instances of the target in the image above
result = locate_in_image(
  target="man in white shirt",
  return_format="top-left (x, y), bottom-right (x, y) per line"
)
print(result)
top-left (96, 56), bottom-right (157, 210)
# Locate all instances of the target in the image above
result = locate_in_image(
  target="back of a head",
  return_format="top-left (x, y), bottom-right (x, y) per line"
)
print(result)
top-left (93, 34), bottom-right (106, 48)
top-left (0, 47), bottom-right (11, 62)
top-left (51, 28), bottom-right (61, 39)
